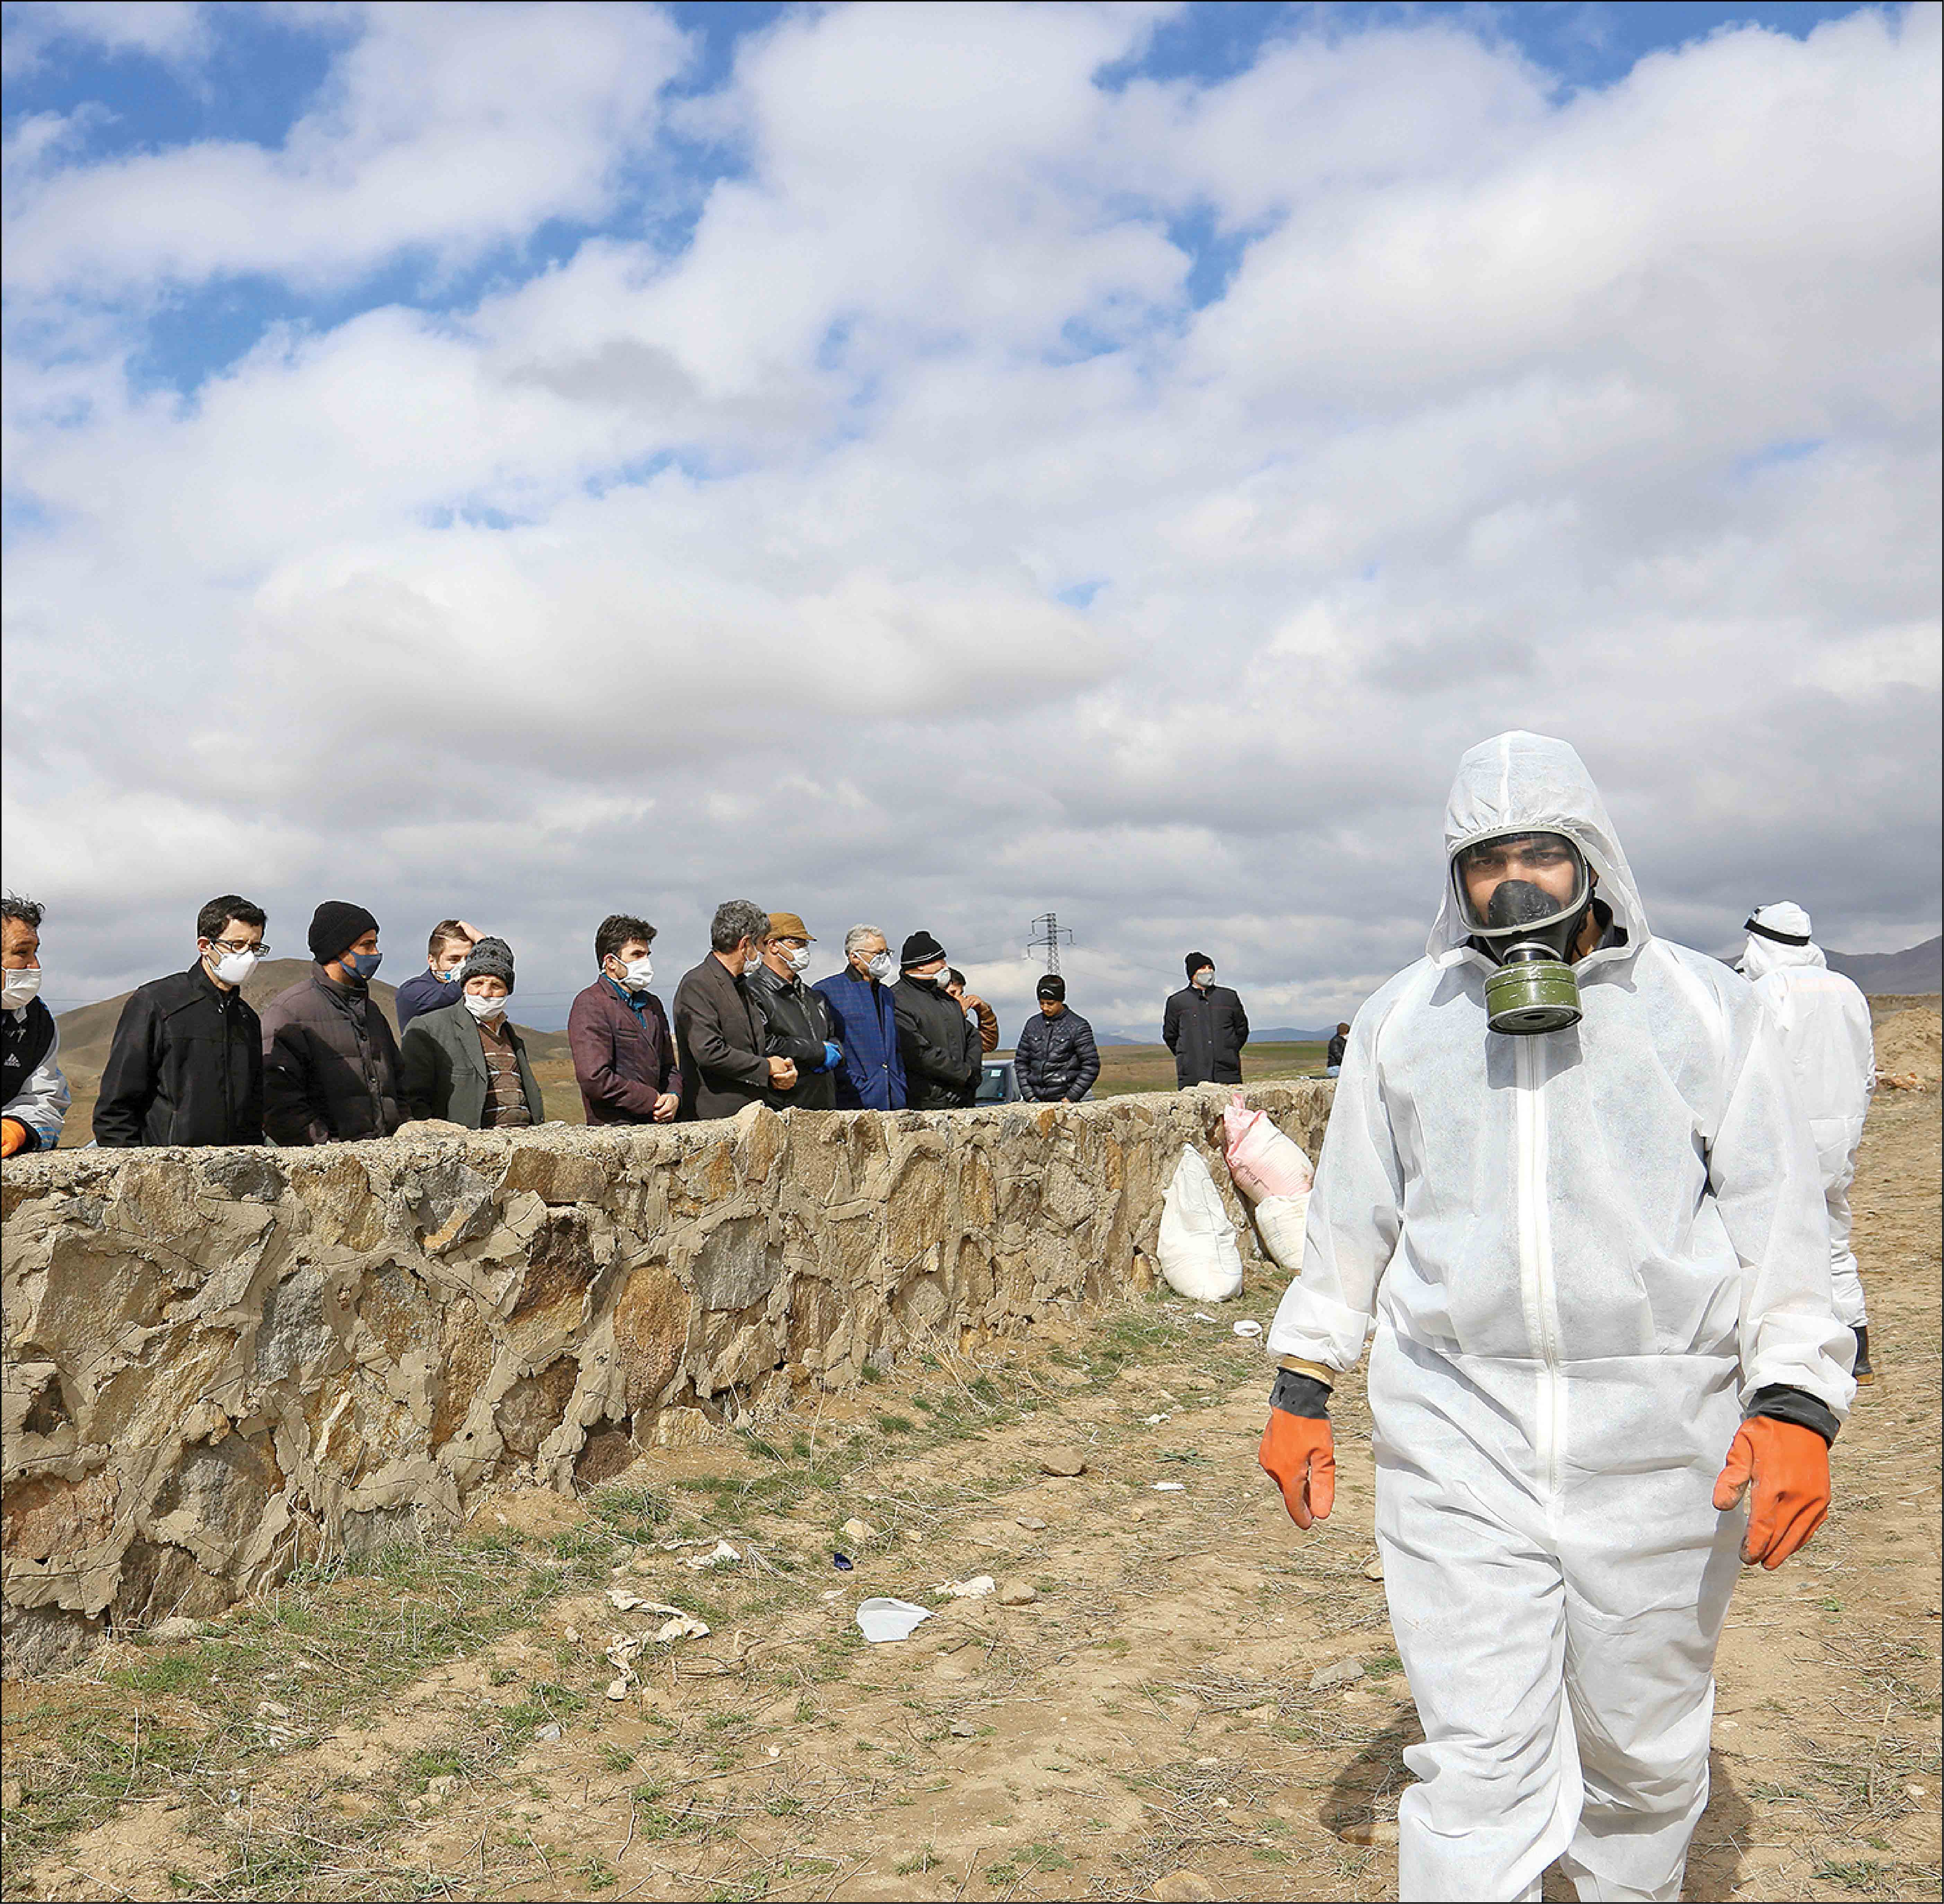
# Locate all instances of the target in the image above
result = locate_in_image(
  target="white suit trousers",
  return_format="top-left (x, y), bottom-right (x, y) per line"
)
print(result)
top-left (1370, 1328), bottom-right (1745, 1903)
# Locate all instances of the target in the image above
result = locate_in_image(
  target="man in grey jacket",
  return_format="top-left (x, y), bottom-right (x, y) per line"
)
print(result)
top-left (673, 900), bottom-right (798, 1121)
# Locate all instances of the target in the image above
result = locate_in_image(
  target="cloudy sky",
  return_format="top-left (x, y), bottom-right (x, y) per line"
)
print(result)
top-left (3, 0), bottom-right (1938, 1037)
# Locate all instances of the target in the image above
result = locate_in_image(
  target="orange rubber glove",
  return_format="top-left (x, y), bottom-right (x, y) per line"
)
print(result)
top-left (1712, 1416), bottom-right (1831, 1570)
top-left (1259, 1409), bottom-right (1335, 1530)
top-left (0, 1117), bottom-right (28, 1159)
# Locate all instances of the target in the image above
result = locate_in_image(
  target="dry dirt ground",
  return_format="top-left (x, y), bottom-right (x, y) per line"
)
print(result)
top-left (5, 1024), bottom-right (1939, 1903)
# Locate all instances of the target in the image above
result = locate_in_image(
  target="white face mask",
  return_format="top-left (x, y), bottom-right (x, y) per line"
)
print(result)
top-left (610, 956), bottom-right (653, 989)
top-left (2, 967), bottom-right (42, 1009)
top-left (209, 948), bottom-right (261, 986)
top-left (1193, 970), bottom-right (1214, 989)
top-left (865, 951), bottom-right (895, 983)
top-left (742, 950), bottom-right (762, 976)
top-left (464, 991), bottom-right (509, 1023)
top-left (784, 947), bottom-right (811, 974)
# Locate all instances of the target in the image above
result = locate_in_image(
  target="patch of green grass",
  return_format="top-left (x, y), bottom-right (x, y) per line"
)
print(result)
top-left (895, 1846), bottom-right (941, 1875)
top-left (598, 1744), bottom-right (635, 1773)
top-left (874, 1413), bottom-right (916, 1435)
top-left (1366, 1651), bottom-right (1404, 1678)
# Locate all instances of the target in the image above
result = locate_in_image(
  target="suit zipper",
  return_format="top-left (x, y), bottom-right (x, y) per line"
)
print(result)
top-left (1514, 1036), bottom-right (1566, 1500)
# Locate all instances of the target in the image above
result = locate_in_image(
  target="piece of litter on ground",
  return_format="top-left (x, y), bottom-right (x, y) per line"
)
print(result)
top-left (604, 1679), bottom-right (628, 1701)
top-left (820, 1588), bottom-right (844, 1602)
top-left (562, 1625), bottom-right (580, 1643)
top-left (1015, 1515), bottom-right (1047, 1531)
top-left (935, 1575), bottom-right (996, 1600)
top-left (856, 1597), bottom-right (934, 1643)
top-left (1232, 1319), bottom-right (1263, 1337)
top-left (1310, 1657), bottom-right (1366, 1692)
top-left (841, 1517), bottom-right (877, 1545)
top-left (536, 1724), bottom-right (562, 1741)
top-left (1192, 1312), bottom-right (1217, 1323)
top-left (681, 1539), bottom-right (741, 1570)
top-left (1363, 1556), bottom-right (1385, 1581)
top-left (1038, 1449), bottom-right (1088, 1477)
top-left (767, 1745), bottom-right (781, 1759)
top-left (1142, 1412), bottom-right (1172, 1425)
top-left (833, 1551), bottom-right (854, 1570)
top-left (948, 1719), bottom-right (976, 1738)
top-left (1152, 1481), bottom-right (1187, 1492)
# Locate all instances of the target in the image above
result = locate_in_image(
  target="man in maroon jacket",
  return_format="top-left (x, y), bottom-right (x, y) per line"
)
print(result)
top-left (568, 914), bottom-right (681, 1125)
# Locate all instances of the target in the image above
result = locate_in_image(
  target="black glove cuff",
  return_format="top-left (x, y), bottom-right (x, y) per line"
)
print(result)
top-left (1269, 1369), bottom-right (1331, 1420)
top-left (1747, 1384), bottom-right (1840, 1447)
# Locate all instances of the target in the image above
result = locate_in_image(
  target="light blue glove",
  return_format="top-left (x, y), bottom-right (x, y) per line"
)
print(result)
top-left (822, 1041), bottom-right (843, 1072)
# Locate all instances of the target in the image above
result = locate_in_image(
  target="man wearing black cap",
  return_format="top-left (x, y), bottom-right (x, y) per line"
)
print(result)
top-left (892, 930), bottom-right (982, 1111)
top-left (1013, 975), bottom-right (1101, 1104)
top-left (260, 900), bottom-right (403, 1144)
top-left (1162, 951), bottom-right (1250, 1088)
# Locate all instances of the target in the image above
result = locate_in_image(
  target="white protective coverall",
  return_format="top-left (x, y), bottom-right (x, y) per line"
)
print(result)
top-left (1741, 903), bottom-right (1876, 1328)
top-left (1268, 733), bottom-right (1854, 1903)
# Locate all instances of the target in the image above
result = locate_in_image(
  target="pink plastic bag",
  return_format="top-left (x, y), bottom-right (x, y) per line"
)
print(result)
top-left (1222, 1090), bottom-right (1315, 1204)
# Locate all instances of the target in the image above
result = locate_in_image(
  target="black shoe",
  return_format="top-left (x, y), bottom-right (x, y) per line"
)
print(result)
top-left (1853, 1325), bottom-right (1875, 1385)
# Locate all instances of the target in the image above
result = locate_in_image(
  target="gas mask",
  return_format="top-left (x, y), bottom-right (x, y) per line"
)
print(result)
top-left (1452, 830), bottom-right (1593, 1036)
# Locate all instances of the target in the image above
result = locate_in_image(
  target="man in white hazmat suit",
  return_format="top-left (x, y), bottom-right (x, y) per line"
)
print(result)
top-left (1258, 732), bottom-right (1854, 1904)
top-left (1740, 901), bottom-right (1877, 1383)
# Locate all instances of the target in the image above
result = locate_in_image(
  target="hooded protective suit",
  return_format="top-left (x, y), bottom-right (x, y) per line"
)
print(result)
top-left (1741, 903), bottom-right (1876, 1329)
top-left (1267, 732), bottom-right (1853, 1903)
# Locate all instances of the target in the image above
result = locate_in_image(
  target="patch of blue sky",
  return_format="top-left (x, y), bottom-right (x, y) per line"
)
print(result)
top-left (582, 449), bottom-right (711, 499)
top-left (1732, 437), bottom-right (1827, 480)
top-left (0, 3), bottom-right (344, 157)
top-left (0, 491), bottom-right (57, 548)
top-left (1058, 578), bottom-right (1108, 610)
top-left (112, 217), bottom-right (615, 401)
top-left (1097, 1), bottom-right (1874, 95)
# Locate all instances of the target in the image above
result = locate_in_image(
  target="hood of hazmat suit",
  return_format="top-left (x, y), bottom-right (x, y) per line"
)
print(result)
top-left (1742, 901), bottom-right (1877, 1332)
top-left (1268, 730), bottom-right (1853, 1904)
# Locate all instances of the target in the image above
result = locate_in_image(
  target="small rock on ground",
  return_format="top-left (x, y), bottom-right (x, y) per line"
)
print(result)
top-left (1336, 1820), bottom-right (1400, 1847)
top-left (1308, 1657), bottom-right (1365, 1692)
top-left (841, 1517), bottom-right (877, 1544)
top-left (148, 1616), bottom-right (204, 1643)
top-left (1038, 1450), bottom-right (1089, 1476)
top-left (1015, 1515), bottom-right (1048, 1530)
top-left (998, 1582), bottom-right (1037, 1606)
top-left (1151, 1871), bottom-right (1218, 1901)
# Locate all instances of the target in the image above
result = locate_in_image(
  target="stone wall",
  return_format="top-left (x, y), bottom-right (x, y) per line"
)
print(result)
top-left (1, 1082), bottom-right (1331, 1676)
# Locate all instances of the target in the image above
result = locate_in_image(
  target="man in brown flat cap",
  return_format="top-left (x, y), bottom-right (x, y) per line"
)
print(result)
top-left (749, 911), bottom-right (842, 1109)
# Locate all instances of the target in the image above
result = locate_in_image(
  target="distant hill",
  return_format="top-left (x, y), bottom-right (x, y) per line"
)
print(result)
top-left (53, 958), bottom-right (571, 1083)
top-left (1826, 937), bottom-right (1942, 995)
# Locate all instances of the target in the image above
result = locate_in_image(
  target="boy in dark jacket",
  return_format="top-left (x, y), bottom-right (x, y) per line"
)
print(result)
top-left (1162, 951), bottom-right (1250, 1087)
top-left (568, 914), bottom-right (681, 1124)
top-left (892, 931), bottom-right (981, 1112)
top-left (94, 894), bottom-right (268, 1147)
top-left (1013, 975), bottom-right (1100, 1103)
top-left (260, 901), bottom-right (403, 1144)
top-left (3, 893), bottom-right (69, 1154)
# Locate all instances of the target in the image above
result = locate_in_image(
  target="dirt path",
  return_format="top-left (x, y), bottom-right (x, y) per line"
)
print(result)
top-left (7, 1088), bottom-right (1938, 1903)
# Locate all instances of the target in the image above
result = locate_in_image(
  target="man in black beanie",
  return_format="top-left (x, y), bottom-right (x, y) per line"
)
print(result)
top-left (1162, 950), bottom-right (1250, 1088)
top-left (260, 900), bottom-right (403, 1144)
top-left (892, 930), bottom-right (982, 1111)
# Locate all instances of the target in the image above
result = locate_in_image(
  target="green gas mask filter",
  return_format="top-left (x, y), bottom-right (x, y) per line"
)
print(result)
top-left (1452, 830), bottom-right (1596, 1037)
top-left (1479, 879), bottom-right (1584, 1035)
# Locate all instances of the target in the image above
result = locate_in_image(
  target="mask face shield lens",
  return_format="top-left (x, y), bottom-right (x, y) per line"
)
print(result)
top-left (1452, 831), bottom-right (1590, 939)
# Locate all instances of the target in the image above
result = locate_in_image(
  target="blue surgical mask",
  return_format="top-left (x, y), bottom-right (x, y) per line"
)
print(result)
top-left (343, 950), bottom-right (383, 983)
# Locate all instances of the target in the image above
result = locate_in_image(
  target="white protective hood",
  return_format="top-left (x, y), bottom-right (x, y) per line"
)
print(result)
top-left (1429, 730), bottom-right (1648, 959)
top-left (1741, 901), bottom-right (1828, 982)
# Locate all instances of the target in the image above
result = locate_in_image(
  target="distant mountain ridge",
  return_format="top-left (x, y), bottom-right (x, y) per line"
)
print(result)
top-left (1824, 936), bottom-right (1941, 995)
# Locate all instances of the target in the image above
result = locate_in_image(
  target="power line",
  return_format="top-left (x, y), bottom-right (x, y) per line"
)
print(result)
top-left (1026, 911), bottom-right (1073, 976)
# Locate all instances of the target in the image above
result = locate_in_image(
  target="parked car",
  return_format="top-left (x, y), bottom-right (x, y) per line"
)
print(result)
top-left (976, 1059), bottom-right (1021, 1104)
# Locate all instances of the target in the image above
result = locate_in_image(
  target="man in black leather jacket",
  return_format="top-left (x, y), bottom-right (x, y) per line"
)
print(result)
top-left (1013, 975), bottom-right (1100, 1102)
top-left (749, 911), bottom-right (841, 1109)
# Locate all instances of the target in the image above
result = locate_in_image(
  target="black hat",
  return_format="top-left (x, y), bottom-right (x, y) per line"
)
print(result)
top-left (309, 901), bottom-right (379, 965)
top-left (461, 936), bottom-right (516, 990)
top-left (1036, 974), bottom-right (1066, 1001)
top-left (900, 930), bottom-right (947, 970)
top-left (1185, 951), bottom-right (1213, 980)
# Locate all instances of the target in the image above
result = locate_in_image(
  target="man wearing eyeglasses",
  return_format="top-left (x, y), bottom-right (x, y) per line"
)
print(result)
top-left (95, 894), bottom-right (270, 1147)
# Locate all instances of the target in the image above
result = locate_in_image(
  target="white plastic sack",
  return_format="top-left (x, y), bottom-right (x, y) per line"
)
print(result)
top-left (1156, 1147), bottom-right (1245, 1302)
top-left (1254, 1190), bottom-right (1312, 1273)
top-left (1222, 1090), bottom-right (1315, 1204)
